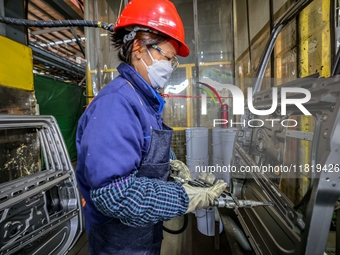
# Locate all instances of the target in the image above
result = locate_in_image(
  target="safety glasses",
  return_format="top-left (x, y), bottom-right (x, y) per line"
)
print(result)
top-left (152, 45), bottom-right (179, 71)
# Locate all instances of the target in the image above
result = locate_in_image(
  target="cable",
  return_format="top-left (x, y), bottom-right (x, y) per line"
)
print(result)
top-left (162, 214), bottom-right (188, 234)
top-left (118, 0), bottom-right (124, 18)
top-left (83, 91), bottom-right (95, 98)
top-left (0, 0), bottom-right (125, 32)
top-left (76, 0), bottom-right (84, 14)
top-left (24, 0), bottom-right (29, 44)
top-left (69, 27), bottom-right (85, 57)
top-left (0, 17), bottom-right (114, 32)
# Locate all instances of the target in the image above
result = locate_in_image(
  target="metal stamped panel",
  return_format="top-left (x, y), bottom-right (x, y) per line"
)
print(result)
top-left (0, 115), bottom-right (82, 255)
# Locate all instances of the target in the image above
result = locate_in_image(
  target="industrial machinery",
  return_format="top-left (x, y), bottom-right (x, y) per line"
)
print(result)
top-left (227, 0), bottom-right (340, 254)
top-left (231, 76), bottom-right (340, 255)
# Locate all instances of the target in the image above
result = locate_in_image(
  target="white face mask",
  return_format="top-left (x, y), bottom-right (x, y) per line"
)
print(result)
top-left (141, 49), bottom-right (173, 89)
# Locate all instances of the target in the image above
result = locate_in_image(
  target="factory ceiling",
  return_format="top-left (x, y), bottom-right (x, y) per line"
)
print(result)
top-left (27, 0), bottom-right (86, 84)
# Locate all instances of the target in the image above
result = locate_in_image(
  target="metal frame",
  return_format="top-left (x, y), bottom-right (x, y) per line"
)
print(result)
top-left (0, 115), bottom-right (82, 255)
top-left (28, 1), bottom-right (82, 54)
top-left (0, 0), bottom-right (5, 36)
top-left (227, 0), bottom-right (340, 254)
top-left (193, 0), bottom-right (200, 127)
top-left (4, 0), bottom-right (27, 44)
top-left (42, 0), bottom-right (83, 24)
top-left (252, 0), bottom-right (314, 95)
top-left (232, 76), bottom-right (340, 254)
top-left (31, 44), bottom-right (85, 77)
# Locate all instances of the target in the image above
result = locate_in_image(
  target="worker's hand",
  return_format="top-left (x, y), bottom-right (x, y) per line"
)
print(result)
top-left (183, 180), bottom-right (227, 213)
top-left (196, 172), bottom-right (217, 185)
top-left (170, 159), bottom-right (192, 182)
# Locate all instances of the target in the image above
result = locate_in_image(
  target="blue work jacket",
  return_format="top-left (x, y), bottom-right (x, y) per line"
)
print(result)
top-left (76, 62), bottom-right (166, 232)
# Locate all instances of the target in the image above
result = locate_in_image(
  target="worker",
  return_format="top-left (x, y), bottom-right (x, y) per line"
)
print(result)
top-left (75, 0), bottom-right (227, 254)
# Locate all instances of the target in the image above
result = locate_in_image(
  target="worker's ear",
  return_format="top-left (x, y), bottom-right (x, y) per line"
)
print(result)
top-left (133, 40), bottom-right (143, 59)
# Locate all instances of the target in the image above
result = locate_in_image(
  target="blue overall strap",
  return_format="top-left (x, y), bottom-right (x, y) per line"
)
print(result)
top-left (170, 148), bottom-right (177, 160)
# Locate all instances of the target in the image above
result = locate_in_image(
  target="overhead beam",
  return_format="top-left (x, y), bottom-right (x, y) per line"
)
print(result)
top-left (64, 0), bottom-right (84, 16)
top-left (33, 55), bottom-right (82, 78)
top-left (27, 13), bottom-right (79, 55)
top-left (44, 0), bottom-right (83, 19)
top-left (31, 26), bottom-right (70, 35)
top-left (28, 7), bottom-right (81, 54)
top-left (28, 1), bottom-right (83, 53)
top-left (30, 44), bottom-right (85, 76)
top-left (42, 0), bottom-right (84, 32)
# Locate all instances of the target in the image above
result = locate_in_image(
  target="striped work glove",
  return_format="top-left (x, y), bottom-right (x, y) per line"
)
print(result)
top-left (170, 159), bottom-right (192, 182)
top-left (183, 180), bottom-right (227, 213)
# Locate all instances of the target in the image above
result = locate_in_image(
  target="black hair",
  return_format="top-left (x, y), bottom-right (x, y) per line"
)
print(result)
top-left (111, 29), bottom-right (167, 65)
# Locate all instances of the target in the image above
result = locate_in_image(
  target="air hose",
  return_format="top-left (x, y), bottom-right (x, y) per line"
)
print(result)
top-left (0, 16), bottom-right (114, 32)
top-left (162, 214), bottom-right (188, 234)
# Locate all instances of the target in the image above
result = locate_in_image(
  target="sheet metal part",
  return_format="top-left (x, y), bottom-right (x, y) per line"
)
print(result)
top-left (252, 0), bottom-right (314, 95)
top-left (0, 115), bottom-right (82, 255)
top-left (231, 76), bottom-right (340, 255)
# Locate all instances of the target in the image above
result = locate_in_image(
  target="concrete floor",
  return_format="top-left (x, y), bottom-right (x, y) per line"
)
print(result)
top-left (67, 213), bottom-right (232, 255)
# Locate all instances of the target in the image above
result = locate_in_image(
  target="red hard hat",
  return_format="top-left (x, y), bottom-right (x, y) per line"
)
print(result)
top-left (114, 0), bottom-right (190, 57)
